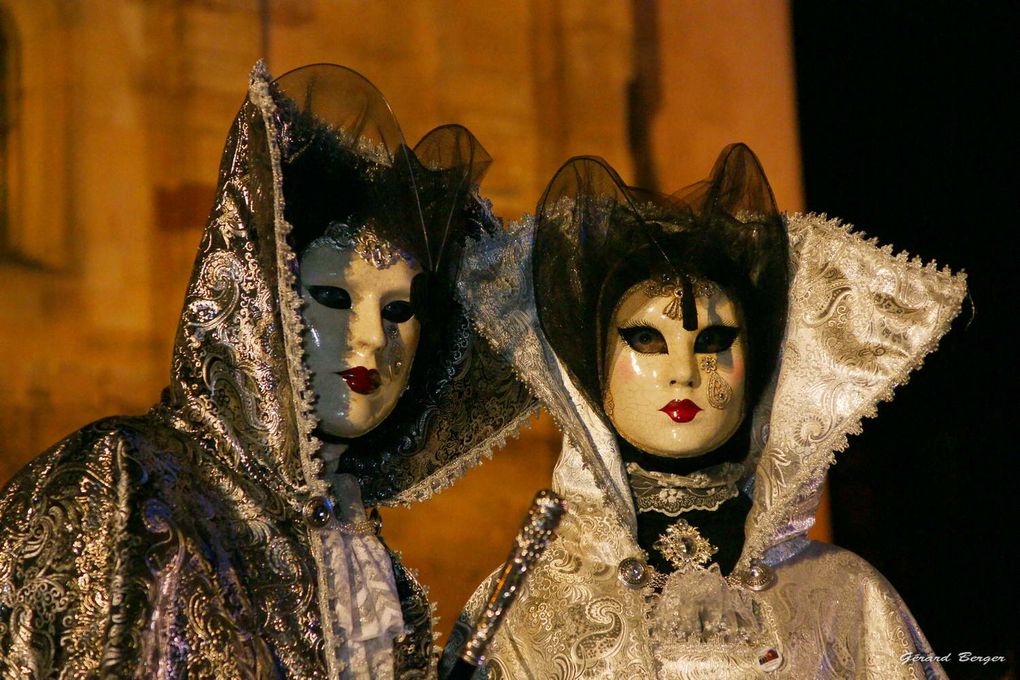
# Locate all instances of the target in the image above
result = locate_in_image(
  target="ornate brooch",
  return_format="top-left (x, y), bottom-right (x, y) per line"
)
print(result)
top-left (654, 519), bottom-right (718, 572)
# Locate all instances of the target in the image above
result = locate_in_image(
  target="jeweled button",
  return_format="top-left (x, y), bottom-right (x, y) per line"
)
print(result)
top-left (743, 560), bottom-right (776, 591)
top-left (304, 496), bottom-right (333, 528)
top-left (617, 557), bottom-right (651, 588)
top-left (757, 646), bottom-right (783, 672)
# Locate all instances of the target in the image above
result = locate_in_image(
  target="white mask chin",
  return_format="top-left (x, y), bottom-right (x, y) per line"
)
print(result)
top-left (603, 279), bottom-right (746, 458)
top-left (299, 240), bottom-right (422, 438)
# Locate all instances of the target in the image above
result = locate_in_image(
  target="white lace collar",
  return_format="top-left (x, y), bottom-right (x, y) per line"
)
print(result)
top-left (626, 461), bottom-right (745, 516)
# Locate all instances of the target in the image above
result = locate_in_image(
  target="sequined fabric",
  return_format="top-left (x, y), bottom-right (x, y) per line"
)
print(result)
top-left (445, 213), bottom-right (965, 678)
top-left (0, 63), bottom-right (532, 678)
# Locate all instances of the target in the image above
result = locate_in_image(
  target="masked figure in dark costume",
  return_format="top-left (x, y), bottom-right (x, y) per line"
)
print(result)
top-left (446, 145), bottom-right (964, 678)
top-left (0, 63), bottom-right (533, 678)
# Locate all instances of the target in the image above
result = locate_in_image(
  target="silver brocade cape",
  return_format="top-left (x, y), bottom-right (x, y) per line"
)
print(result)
top-left (0, 64), bottom-right (534, 678)
top-left (446, 213), bottom-right (965, 679)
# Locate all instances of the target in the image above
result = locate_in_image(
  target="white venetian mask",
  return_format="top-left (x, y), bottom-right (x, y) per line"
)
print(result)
top-left (603, 278), bottom-right (746, 458)
top-left (299, 235), bottom-right (422, 438)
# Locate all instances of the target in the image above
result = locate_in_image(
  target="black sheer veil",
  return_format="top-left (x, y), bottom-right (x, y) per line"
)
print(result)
top-left (273, 64), bottom-right (493, 273)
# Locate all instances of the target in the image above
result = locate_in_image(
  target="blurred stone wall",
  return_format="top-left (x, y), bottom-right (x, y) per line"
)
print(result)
top-left (0, 0), bottom-right (816, 645)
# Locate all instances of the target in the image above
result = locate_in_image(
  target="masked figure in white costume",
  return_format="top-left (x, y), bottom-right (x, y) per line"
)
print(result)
top-left (0, 64), bottom-right (533, 678)
top-left (445, 145), bottom-right (965, 678)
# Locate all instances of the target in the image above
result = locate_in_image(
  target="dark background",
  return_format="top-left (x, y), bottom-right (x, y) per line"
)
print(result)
top-left (792, 2), bottom-right (1018, 678)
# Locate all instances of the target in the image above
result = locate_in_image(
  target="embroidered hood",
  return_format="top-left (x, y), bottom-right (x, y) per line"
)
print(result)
top-left (456, 147), bottom-right (966, 569)
top-left (165, 62), bottom-right (535, 514)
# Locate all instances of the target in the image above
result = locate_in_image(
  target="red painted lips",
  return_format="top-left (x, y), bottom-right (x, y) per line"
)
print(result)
top-left (339, 366), bottom-right (381, 395)
top-left (660, 399), bottom-right (702, 423)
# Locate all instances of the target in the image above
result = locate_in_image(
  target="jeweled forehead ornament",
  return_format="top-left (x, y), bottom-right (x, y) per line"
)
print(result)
top-left (641, 273), bottom-right (720, 324)
top-left (316, 219), bottom-right (415, 270)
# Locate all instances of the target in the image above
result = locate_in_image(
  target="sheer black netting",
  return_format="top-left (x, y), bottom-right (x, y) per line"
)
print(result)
top-left (533, 144), bottom-right (790, 422)
top-left (273, 65), bottom-right (493, 275)
top-left (269, 64), bottom-right (529, 503)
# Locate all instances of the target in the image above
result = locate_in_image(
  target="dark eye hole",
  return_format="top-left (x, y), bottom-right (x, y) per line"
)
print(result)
top-left (307, 285), bottom-right (351, 310)
top-left (694, 325), bottom-right (739, 353)
top-left (382, 300), bottom-right (415, 323)
top-left (619, 325), bottom-right (667, 354)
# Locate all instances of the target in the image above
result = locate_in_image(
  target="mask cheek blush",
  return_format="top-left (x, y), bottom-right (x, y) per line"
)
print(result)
top-left (609, 350), bottom-right (647, 395)
top-left (614, 355), bottom-right (637, 382)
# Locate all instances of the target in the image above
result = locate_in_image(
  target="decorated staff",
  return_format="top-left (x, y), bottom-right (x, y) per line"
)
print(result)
top-left (441, 489), bottom-right (567, 680)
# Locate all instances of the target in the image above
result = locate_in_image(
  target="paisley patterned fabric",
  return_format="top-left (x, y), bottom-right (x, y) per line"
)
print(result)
top-left (0, 63), bottom-right (532, 678)
top-left (444, 213), bottom-right (965, 678)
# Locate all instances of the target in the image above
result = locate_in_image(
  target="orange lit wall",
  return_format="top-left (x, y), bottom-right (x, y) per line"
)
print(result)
top-left (0, 0), bottom-right (825, 645)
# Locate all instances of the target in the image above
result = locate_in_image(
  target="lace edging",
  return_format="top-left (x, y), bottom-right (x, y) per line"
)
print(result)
top-left (248, 61), bottom-right (328, 497)
top-left (738, 213), bottom-right (967, 569)
top-left (249, 60), bottom-right (358, 677)
top-left (384, 403), bottom-right (541, 507)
